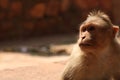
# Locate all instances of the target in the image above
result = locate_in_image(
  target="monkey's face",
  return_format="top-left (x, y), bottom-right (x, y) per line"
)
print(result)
top-left (78, 17), bottom-right (114, 52)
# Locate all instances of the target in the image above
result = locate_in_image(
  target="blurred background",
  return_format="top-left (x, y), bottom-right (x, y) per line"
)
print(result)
top-left (0, 0), bottom-right (120, 55)
top-left (0, 0), bottom-right (119, 39)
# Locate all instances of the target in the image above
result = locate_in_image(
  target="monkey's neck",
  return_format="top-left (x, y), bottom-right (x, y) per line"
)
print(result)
top-left (81, 41), bottom-right (119, 63)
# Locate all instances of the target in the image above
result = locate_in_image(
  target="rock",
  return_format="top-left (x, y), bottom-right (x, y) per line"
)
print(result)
top-left (61, 0), bottom-right (70, 13)
top-left (50, 44), bottom-right (74, 55)
top-left (30, 3), bottom-right (46, 18)
top-left (0, 0), bottom-right (9, 9)
top-left (45, 0), bottom-right (61, 16)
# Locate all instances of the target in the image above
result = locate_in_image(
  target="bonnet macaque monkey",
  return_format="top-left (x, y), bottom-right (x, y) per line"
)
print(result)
top-left (61, 11), bottom-right (120, 80)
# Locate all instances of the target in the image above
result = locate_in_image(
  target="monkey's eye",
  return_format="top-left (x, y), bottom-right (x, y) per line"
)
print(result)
top-left (81, 27), bottom-right (86, 32)
top-left (87, 26), bottom-right (95, 32)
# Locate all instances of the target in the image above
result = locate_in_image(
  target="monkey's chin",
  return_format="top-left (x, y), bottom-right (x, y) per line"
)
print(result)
top-left (79, 43), bottom-right (95, 51)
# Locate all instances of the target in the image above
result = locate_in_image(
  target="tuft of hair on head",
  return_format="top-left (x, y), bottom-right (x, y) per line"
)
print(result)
top-left (88, 10), bottom-right (107, 17)
top-left (88, 10), bottom-right (112, 25)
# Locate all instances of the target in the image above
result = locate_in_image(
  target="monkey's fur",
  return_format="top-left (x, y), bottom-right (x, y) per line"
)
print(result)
top-left (61, 11), bottom-right (120, 80)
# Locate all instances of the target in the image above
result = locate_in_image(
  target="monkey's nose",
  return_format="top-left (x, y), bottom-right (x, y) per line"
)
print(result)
top-left (81, 36), bottom-right (85, 40)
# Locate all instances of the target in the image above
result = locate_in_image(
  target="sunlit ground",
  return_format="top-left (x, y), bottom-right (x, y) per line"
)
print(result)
top-left (0, 34), bottom-right (77, 80)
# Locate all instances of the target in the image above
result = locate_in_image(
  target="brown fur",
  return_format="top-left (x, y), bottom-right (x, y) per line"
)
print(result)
top-left (61, 11), bottom-right (120, 80)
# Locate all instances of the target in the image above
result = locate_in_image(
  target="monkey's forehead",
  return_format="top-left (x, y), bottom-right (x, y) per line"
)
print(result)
top-left (82, 16), bottom-right (111, 27)
top-left (87, 16), bottom-right (112, 25)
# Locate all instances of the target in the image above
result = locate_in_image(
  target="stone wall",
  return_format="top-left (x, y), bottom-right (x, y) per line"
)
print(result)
top-left (0, 0), bottom-right (115, 39)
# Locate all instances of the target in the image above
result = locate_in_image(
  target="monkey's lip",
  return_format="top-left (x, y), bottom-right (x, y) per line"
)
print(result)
top-left (79, 43), bottom-right (92, 47)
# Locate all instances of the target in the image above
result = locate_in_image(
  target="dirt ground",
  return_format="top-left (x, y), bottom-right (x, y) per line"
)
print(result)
top-left (0, 52), bottom-right (69, 80)
top-left (0, 34), bottom-right (77, 80)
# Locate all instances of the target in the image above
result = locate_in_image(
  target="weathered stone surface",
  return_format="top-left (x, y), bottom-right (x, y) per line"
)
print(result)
top-left (45, 0), bottom-right (61, 16)
top-left (10, 1), bottom-right (22, 14)
top-left (0, 0), bottom-right (118, 39)
top-left (1, 21), bottom-right (13, 31)
top-left (23, 21), bottom-right (34, 31)
top-left (99, 0), bottom-right (112, 10)
top-left (8, 1), bottom-right (22, 19)
top-left (112, 0), bottom-right (120, 25)
top-left (0, 0), bottom-right (9, 9)
top-left (0, 12), bottom-right (6, 20)
top-left (30, 3), bottom-right (46, 18)
top-left (61, 0), bottom-right (70, 12)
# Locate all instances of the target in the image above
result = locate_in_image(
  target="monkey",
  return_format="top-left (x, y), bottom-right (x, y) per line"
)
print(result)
top-left (60, 11), bottom-right (120, 80)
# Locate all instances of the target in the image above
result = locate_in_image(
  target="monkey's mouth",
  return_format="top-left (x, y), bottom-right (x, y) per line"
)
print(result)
top-left (79, 43), bottom-right (92, 47)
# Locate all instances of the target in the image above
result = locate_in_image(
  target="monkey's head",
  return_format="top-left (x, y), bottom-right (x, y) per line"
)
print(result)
top-left (78, 11), bottom-right (119, 53)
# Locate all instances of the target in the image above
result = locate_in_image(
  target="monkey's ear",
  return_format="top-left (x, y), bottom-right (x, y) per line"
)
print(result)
top-left (113, 25), bottom-right (119, 37)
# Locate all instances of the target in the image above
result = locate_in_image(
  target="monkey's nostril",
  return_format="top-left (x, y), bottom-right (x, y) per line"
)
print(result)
top-left (82, 36), bottom-right (85, 39)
